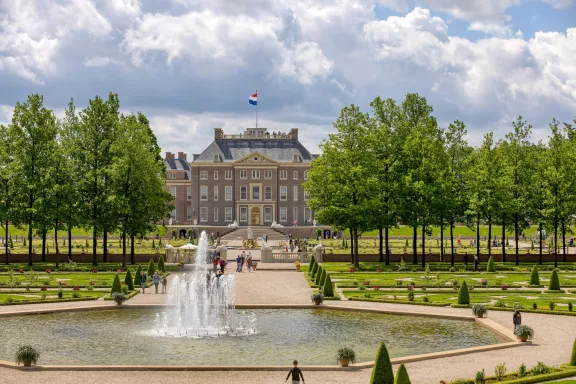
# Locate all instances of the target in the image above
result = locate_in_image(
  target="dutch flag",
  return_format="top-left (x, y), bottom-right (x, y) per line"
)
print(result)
top-left (249, 91), bottom-right (258, 105)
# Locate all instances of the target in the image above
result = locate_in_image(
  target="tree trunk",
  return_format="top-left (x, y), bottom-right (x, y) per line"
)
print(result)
top-left (488, 217), bottom-right (492, 257)
top-left (92, 226), bottom-right (97, 266)
top-left (42, 229), bottom-right (46, 263)
top-left (385, 227), bottom-right (390, 266)
top-left (28, 218), bottom-right (33, 266)
top-left (514, 213), bottom-right (519, 266)
top-left (421, 225), bottom-right (426, 268)
top-left (68, 226), bottom-right (72, 260)
top-left (55, 225), bottom-right (59, 268)
top-left (122, 230), bottom-right (127, 268)
top-left (103, 229), bottom-right (108, 263)
top-left (353, 228), bottom-right (359, 269)
top-left (4, 221), bottom-right (8, 265)
top-left (440, 219), bottom-right (444, 263)
top-left (554, 223), bottom-right (558, 268)
top-left (502, 223), bottom-right (506, 263)
top-left (378, 227), bottom-right (383, 263)
top-left (562, 222), bottom-right (566, 263)
top-left (476, 218), bottom-right (480, 260)
top-left (450, 222), bottom-right (454, 266)
top-left (412, 226), bottom-right (417, 264)
top-left (130, 234), bottom-right (135, 265)
top-left (349, 227), bottom-right (354, 265)
top-left (538, 222), bottom-right (543, 265)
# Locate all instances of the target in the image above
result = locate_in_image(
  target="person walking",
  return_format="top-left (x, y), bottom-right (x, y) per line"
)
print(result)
top-left (473, 254), bottom-right (479, 271)
top-left (285, 360), bottom-right (305, 384)
top-left (152, 272), bottom-right (160, 294)
top-left (219, 257), bottom-right (226, 274)
top-left (240, 253), bottom-right (245, 272)
top-left (513, 310), bottom-right (522, 333)
top-left (236, 254), bottom-right (242, 272)
top-left (212, 255), bottom-right (219, 274)
top-left (161, 275), bottom-right (168, 294)
top-left (139, 271), bottom-right (147, 294)
top-left (246, 253), bottom-right (253, 273)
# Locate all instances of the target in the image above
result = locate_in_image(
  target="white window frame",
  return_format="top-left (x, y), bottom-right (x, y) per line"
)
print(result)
top-left (264, 186), bottom-right (272, 200)
top-left (240, 170), bottom-right (248, 179)
top-left (214, 207), bottom-right (218, 222)
top-left (304, 170), bottom-right (309, 180)
top-left (187, 206), bottom-right (192, 220)
top-left (264, 207), bottom-right (272, 222)
top-left (280, 185), bottom-right (287, 201)
top-left (225, 170), bottom-right (233, 180)
top-left (293, 170), bottom-right (298, 180)
top-left (225, 186), bottom-right (232, 201)
top-left (214, 170), bottom-right (218, 180)
top-left (170, 187), bottom-right (176, 198)
top-left (168, 172), bottom-right (176, 180)
top-left (280, 207), bottom-right (287, 222)
top-left (251, 185), bottom-right (260, 200)
top-left (264, 170), bottom-right (272, 179)
top-left (304, 207), bottom-right (311, 222)
top-left (213, 154), bottom-right (220, 162)
top-left (252, 170), bottom-right (260, 179)
top-left (213, 186), bottom-right (219, 201)
top-left (293, 153), bottom-right (299, 162)
top-left (240, 186), bottom-right (247, 200)
top-left (225, 207), bottom-right (232, 222)
top-left (200, 170), bottom-right (208, 180)
top-left (187, 186), bottom-right (192, 200)
top-left (293, 185), bottom-right (298, 202)
top-left (279, 170), bottom-right (287, 180)
top-left (304, 190), bottom-right (310, 201)
top-left (200, 207), bottom-right (208, 222)
top-left (200, 185), bottom-right (208, 201)
top-left (240, 207), bottom-right (248, 222)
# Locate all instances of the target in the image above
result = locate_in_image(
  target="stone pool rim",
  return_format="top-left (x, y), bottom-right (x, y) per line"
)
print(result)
top-left (0, 303), bottom-right (524, 371)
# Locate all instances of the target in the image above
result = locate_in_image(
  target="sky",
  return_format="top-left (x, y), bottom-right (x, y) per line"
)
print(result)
top-left (0, 0), bottom-right (575, 156)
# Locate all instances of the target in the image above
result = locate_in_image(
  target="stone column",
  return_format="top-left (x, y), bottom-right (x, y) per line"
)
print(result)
top-left (314, 244), bottom-right (323, 263)
top-left (261, 244), bottom-right (273, 262)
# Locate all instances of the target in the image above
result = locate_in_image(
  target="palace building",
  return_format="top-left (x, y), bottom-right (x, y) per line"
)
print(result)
top-left (165, 127), bottom-right (317, 227)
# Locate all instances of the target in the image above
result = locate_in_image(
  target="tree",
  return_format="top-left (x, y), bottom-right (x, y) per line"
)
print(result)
top-left (370, 342), bottom-right (394, 384)
top-left (0, 123), bottom-right (19, 264)
top-left (548, 269), bottom-right (560, 291)
top-left (486, 256), bottom-right (495, 272)
top-left (124, 269), bottom-right (134, 290)
top-left (308, 256), bottom-right (316, 276)
top-left (157, 255), bottom-right (165, 273)
top-left (147, 259), bottom-right (156, 277)
top-left (570, 337), bottom-right (576, 366)
top-left (304, 105), bottom-right (377, 268)
top-left (529, 265), bottom-right (540, 286)
top-left (458, 281), bottom-right (470, 305)
top-left (323, 274), bottom-right (334, 297)
top-left (110, 274), bottom-right (122, 294)
top-left (394, 364), bottom-right (411, 384)
top-left (10, 95), bottom-right (57, 266)
top-left (314, 266), bottom-right (323, 285)
top-left (133, 264), bottom-right (143, 287)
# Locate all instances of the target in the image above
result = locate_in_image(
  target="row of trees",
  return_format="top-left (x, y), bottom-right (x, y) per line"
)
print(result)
top-left (304, 93), bottom-right (576, 268)
top-left (0, 94), bottom-right (173, 266)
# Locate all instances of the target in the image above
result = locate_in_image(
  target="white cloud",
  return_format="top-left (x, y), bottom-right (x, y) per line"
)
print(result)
top-left (84, 56), bottom-right (127, 68)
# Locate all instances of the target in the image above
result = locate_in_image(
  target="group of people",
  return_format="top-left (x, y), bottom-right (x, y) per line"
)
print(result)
top-left (284, 235), bottom-right (304, 253)
top-left (236, 251), bottom-right (255, 272)
top-left (139, 271), bottom-right (168, 294)
top-left (212, 251), bottom-right (226, 274)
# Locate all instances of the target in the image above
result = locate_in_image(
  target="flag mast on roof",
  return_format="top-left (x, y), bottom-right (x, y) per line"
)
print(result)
top-left (249, 90), bottom-right (258, 128)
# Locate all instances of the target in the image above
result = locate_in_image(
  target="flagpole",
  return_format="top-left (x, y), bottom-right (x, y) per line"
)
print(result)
top-left (256, 89), bottom-right (258, 128)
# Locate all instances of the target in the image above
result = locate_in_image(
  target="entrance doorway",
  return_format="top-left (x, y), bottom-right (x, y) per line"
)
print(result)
top-left (251, 207), bottom-right (260, 225)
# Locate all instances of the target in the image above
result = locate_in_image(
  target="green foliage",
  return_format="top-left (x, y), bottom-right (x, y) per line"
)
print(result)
top-left (472, 304), bottom-right (487, 318)
top-left (310, 262), bottom-right (319, 279)
top-left (57, 289), bottom-right (63, 299)
top-left (147, 259), bottom-right (156, 278)
top-left (394, 364), bottom-right (411, 384)
top-left (308, 257), bottom-right (316, 276)
top-left (323, 274), bottom-right (334, 297)
top-left (319, 269), bottom-right (327, 288)
top-left (474, 369), bottom-right (485, 384)
top-left (407, 291), bottom-right (414, 301)
top-left (336, 347), bottom-right (356, 363)
top-left (515, 325), bottom-right (534, 340)
top-left (157, 255), bottom-right (165, 273)
top-left (530, 361), bottom-right (550, 375)
top-left (110, 274), bottom-right (122, 294)
top-left (314, 266), bottom-right (323, 285)
top-left (494, 363), bottom-right (506, 381)
top-left (112, 292), bottom-right (126, 305)
top-left (370, 342), bottom-right (394, 384)
top-left (134, 265), bottom-right (142, 287)
top-left (85, 239), bottom-right (89, 248)
top-left (316, 228), bottom-right (322, 239)
top-left (15, 345), bottom-right (40, 365)
top-left (518, 363), bottom-right (527, 377)
top-left (311, 292), bottom-right (324, 305)
top-left (548, 269), bottom-right (560, 290)
top-left (486, 256), bottom-right (495, 272)
top-left (124, 269), bottom-right (134, 290)
top-left (570, 337), bottom-right (576, 366)
top-left (458, 280), bottom-right (470, 305)
top-left (529, 266), bottom-right (540, 285)
top-left (9, 235), bottom-right (13, 249)
top-left (152, 239), bottom-right (155, 249)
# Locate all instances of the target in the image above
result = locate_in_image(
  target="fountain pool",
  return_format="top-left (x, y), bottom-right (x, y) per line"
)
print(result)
top-left (0, 308), bottom-right (504, 366)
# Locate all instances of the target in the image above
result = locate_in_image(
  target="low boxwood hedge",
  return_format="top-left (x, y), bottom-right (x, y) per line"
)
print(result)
top-left (349, 297), bottom-right (449, 307)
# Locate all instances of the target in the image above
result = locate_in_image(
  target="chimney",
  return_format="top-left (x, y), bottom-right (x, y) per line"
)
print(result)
top-left (177, 152), bottom-right (187, 160)
top-left (214, 128), bottom-right (224, 139)
top-left (290, 128), bottom-right (298, 141)
top-left (165, 151), bottom-right (175, 160)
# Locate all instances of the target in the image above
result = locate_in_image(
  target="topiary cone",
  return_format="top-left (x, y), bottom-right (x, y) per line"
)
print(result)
top-left (548, 269), bottom-right (561, 291)
top-left (314, 266), bottom-right (323, 285)
top-left (110, 274), bottom-right (122, 294)
top-left (570, 337), bottom-right (576, 366)
top-left (370, 342), bottom-right (394, 384)
top-left (311, 262), bottom-right (319, 279)
top-left (124, 269), bottom-right (134, 291)
top-left (323, 274), bottom-right (334, 297)
top-left (486, 256), bottom-right (495, 272)
top-left (147, 259), bottom-right (156, 277)
top-left (458, 280), bottom-right (470, 305)
top-left (319, 269), bottom-right (327, 288)
top-left (394, 364), bottom-right (411, 384)
top-left (308, 256), bottom-right (316, 276)
top-left (133, 265), bottom-right (142, 287)
top-left (158, 255), bottom-right (165, 273)
top-left (529, 265), bottom-right (540, 285)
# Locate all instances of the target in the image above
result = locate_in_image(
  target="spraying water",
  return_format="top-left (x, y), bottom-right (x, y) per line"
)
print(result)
top-left (154, 231), bottom-right (256, 337)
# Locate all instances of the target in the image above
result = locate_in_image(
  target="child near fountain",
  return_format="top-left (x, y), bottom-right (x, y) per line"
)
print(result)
top-left (285, 360), bottom-right (305, 384)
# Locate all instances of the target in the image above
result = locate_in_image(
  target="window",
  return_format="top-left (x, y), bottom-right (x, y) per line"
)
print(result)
top-left (264, 170), bottom-right (272, 179)
top-left (214, 207), bottom-right (219, 222)
top-left (280, 207), bottom-right (287, 222)
top-left (304, 170), bottom-right (309, 180)
top-left (200, 171), bottom-right (208, 180)
top-left (293, 153), bottom-right (299, 162)
top-left (225, 207), bottom-right (232, 222)
top-left (264, 207), bottom-right (272, 222)
top-left (293, 186), bottom-right (298, 201)
top-left (293, 170), bottom-right (298, 180)
top-left (187, 187), bottom-right (191, 200)
top-left (304, 207), bottom-right (311, 223)
top-left (304, 190), bottom-right (310, 201)
top-left (280, 185), bottom-right (287, 201)
top-left (293, 207), bottom-right (298, 222)
top-left (213, 186), bottom-right (219, 201)
top-left (213, 154), bottom-right (220, 162)
top-left (225, 170), bottom-right (233, 180)
top-left (200, 186), bottom-right (208, 201)
top-left (240, 170), bottom-right (248, 179)
top-left (240, 186), bottom-right (247, 200)
top-left (240, 207), bottom-right (248, 222)
top-left (187, 206), bottom-right (192, 220)
top-left (167, 172), bottom-right (176, 179)
top-left (200, 207), bottom-right (208, 222)
top-left (225, 186), bottom-right (232, 201)
top-left (213, 170), bottom-right (218, 180)
top-left (264, 186), bottom-right (272, 200)
top-left (279, 170), bottom-right (287, 180)
top-left (169, 187), bottom-right (176, 198)
top-left (252, 170), bottom-right (260, 179)
top-left (170, 209), bottom-right (176, 219)
top-left (252, 185), bottom-right (260, 200)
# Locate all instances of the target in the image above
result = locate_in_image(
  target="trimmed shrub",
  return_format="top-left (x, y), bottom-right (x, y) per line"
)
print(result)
top-left (157, 255), bottom-right (165, 273)
top-left (124, 269), bottom-right (134, 291)
top-left (308, 257), bottom-right (316, 276)
top-left (570, 337), bottom-right (576, 366)
top-left (370, 342), bottom-right (394, 384)
top-left (147, 259), bottom-right (156, 278)
top-left (394, 364), bottom-right (411, 384)
top-left (133, 265), bottom-right (142, 287)
top-left (458, 280), bottom-right (470, 305)
top-left (548, 270), bottom-right (560, 291)
top-left (486, 256), bottom-right (495, 272)
top-left (323, 274), bottom-right (334, 297)
top-left (319, 269), bottom-right (327, 288)
top-left (529, 265), bottom-right (540, 285)
top-left (311, 262), bottom-right (319, 279)
top-left (110, 274), bottom-right (122, 294)
top-left (152, 239), bottom-right (155, 249)
top-left (314, 266), bottom-right (323, 285)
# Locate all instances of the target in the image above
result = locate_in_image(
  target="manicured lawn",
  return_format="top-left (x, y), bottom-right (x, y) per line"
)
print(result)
top-left (302, 262), bottom-right (574, 273)
top-left (0, 290), bottom-right (107, 302)
top-left (0, 262), bottom-right (177, 273)
top-left (342, 225), bottom-right (544, 237)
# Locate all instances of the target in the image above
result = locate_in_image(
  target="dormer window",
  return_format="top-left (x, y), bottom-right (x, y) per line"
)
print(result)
top-left (292, 153), bottom-right (299, 162)
top-left (213, 154), bottom-right (220, 162)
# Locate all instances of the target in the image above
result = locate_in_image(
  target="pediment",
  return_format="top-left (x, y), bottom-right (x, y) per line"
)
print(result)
top-left (234, 152), bottom-right (277, 164)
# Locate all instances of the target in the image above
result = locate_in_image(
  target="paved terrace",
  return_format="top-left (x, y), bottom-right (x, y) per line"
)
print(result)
top-left (0, 266), bottom-right (574, 384)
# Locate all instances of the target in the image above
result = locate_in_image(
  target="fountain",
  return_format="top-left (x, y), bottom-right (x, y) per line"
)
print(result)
top-left (156, 231), bottom-right (256, 337)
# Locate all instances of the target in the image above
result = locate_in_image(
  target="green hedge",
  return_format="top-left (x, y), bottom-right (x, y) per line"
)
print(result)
top-left (458, 281), bottom-right (470, 305)
top-left (0, 297), bottom-right (99, 306)
top-left (350, 297), bottom-right (449, 307)
top-left (529, 265), bottom-right (540, 286)
top-left (323, 274), bottom-right (334, 297)
top-left (370, 342), bottom-right (394, 384)
top-left (499, 368), bottom-right (576, 384)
